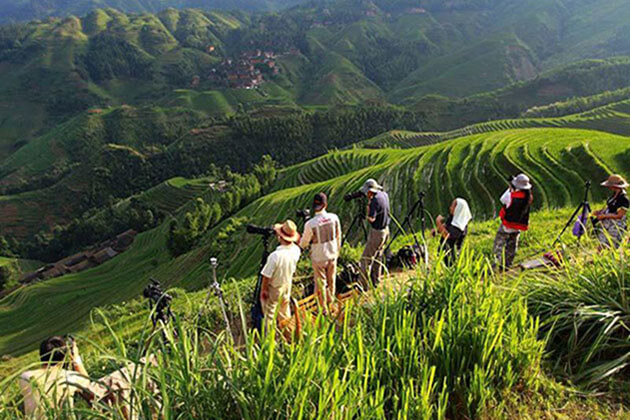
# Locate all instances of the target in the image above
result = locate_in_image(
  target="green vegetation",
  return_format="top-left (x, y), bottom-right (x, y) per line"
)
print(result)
top-left (523, 87), bottom-right (630, 118)
top-left (0, 104), bottom-right (422, 239)
top-left (2, 0), bottom-right (630, 158)
top-left (3, 1), bottom-right (630, 415)
top-left (2, 212), bottom-right (630, 418)
top-left (408, 58), bottom-right (630, 131)
top-left (2, 125), bottom-right (630, 357)
top-left (0, 257), bottom-right (40, 292)
top-left (360, 98), bottom-right (630, 148)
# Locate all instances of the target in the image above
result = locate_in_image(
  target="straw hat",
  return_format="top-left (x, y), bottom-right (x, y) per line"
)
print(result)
top-left (360, 178), bottom-right (383, 195)
top-left (273, 219), bottom-right (300, 243)
top-left (601, 174), bottom-right (629, 189)
top-left (511, 173), bottom-right (532, 190)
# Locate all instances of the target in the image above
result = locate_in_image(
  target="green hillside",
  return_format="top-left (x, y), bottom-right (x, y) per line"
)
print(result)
top-left (1, 0), bottom-right (630, 156)
top-left (0, 0), bottom-right (307, 23)
top-left (3, 206), bottom-right (629, 420)
top-left (360, 98), bottom-right (630, 148)
top-left (0, 104), bottom-right (424, 239)
top-left (2, 125), bottom-right (629, 356)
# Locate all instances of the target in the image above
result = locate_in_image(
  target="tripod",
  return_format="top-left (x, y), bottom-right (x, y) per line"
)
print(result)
top-left (341, 200), bottom-right (368, 246)
top-left (199, 257), bottom-right (233, 340)
top-left (144, 278), bottom-right (177, 345)
top-left (385, 192), bottom-right (428, 266)
top-left (553, 181), bottom-right (591, 246)
top-left (251, 233), bottom-right (272, 331)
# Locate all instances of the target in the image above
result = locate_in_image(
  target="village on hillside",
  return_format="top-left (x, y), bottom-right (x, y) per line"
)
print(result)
top-left (196, 49), bottom-right (282, 90)
top-left (19, 230), bottom-right (137, 285)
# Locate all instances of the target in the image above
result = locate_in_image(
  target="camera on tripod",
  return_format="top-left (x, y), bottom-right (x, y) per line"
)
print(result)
top-left (143, 279), bottom-right (174, 327)
top-left (344, 191), bottom-right (365, 202)
top-left (246, 224), bottom-right (275, 237)
top-left (143, 279), bottom-right (172, 305)
top-left (296, 208), bottom-right (311, 220)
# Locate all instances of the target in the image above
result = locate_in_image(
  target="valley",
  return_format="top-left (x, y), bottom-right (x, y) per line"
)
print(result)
top-left (1, 0), bottom-right (630, 418)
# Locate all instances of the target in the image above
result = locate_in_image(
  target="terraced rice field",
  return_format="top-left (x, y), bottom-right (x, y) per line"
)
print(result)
top-left (2, 126), bottom-right (629, 356)
top-left (230, 127), bottom-right (630, 278)
top-left (134, 177), bottom-right (213, 215)
top-left (360, 99), bottom-right (630, 149)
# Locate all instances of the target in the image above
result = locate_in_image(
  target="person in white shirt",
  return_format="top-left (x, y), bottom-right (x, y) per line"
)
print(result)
top-left (260, 219), bottom-right (301, 331)
top-left (19, 336), bottom-right (104, 420)
top-left (299, 193), bottom-right (342, 310)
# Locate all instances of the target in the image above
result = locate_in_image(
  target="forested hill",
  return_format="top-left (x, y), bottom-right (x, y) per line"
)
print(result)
top-left (1, 0), bottom-right (630, 247)
top-left (0, 0), bottom-right (307, 23)
top-left (1, 0), bottom-right (630, 154)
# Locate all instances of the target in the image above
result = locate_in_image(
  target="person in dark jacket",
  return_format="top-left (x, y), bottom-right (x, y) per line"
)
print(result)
top-left (493, 174), bottom-right (533, 269)
top-left (434, 198), bottom-right (472, 266)
top-left (359, 178), bottom-right (390, 289)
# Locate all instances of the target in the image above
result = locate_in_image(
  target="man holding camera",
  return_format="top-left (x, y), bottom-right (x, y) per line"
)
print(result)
top-left (300, 193), bottom-right (342, 310)
top-left (260, 219), bottom-right (301, 330)
top-left (19, 336), bottom-right (101, 419)
top-left (360, 179), bottom-right (390, 288)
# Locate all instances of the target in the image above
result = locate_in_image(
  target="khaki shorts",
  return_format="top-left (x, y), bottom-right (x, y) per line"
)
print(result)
top-left (312, 259), bottom-right (337, 299)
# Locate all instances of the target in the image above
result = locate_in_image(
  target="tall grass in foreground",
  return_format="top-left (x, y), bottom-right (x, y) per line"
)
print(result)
top-left (522, 247), bottom-right (630, 387)
top-left (0, 252), bottom-right (545, 419)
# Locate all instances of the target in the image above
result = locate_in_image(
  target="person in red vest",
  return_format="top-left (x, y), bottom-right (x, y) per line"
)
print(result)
top-left (493, 174), bottom-right (533, 269)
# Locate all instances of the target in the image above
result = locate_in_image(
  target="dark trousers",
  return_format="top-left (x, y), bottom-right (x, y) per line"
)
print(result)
top-left (493, 227), bottom-right (520, 268)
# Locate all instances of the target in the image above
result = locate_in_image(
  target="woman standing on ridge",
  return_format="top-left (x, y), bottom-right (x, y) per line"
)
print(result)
top-left (493, 174), bottom-right (533, 270)
top-left (593, 174), bottom-right (629, 249)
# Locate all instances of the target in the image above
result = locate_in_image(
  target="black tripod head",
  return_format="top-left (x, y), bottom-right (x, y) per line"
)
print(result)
top-left (143, 278), bottom-right (175, 329)
top-left (583, 180), bottom-right (592, 203)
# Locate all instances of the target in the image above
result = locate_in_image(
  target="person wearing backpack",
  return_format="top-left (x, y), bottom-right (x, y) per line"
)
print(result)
top-left (493, 174), bottom-right (533, 270)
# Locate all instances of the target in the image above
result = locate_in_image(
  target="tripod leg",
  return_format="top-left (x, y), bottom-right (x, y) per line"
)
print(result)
top-left (198, 287), bottom-right (213, 320)
top-left (553, 203), bottom-right (584, 246)
top-left (218, 297), bottom-right (233, 342)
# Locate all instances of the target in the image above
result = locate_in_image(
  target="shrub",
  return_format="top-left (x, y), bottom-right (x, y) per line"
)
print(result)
top-left (522, 247), bottom-right (630, 386)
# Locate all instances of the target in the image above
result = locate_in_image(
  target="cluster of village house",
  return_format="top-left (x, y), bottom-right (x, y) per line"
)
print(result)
top-left (191, 49), bottom-right (280, 90)
top-left (19, 230), bottom-right (137, 284)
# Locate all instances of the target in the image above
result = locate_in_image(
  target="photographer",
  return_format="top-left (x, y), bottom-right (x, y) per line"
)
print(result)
top-left (493, 173), bottom-right (533, 270)
top-left (260, 220), bottom-right (301, 330)
top-left (19, 336), bottom-right (102, 419)
top-left (434, 198), bottom-right (472, 266)
top-left (300, 193), bottom-right (342, 311)
top-left (593, 174), bottom-right (629, 249)
top-left (360, 179), bottom-right (390, 288)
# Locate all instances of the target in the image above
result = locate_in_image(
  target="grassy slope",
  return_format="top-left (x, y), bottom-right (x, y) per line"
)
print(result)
top-left (0, 205), bottom-right (622, 418)
top-left (2, 124), bottom-right (630, 356)
top-left (359, 98), bottom-right (630, 148)
top-left (0, 8), bottom-right (243, 159)
top-left (390, 33), bottom-right (535, 99)
top-left (389, 0), bottom-right (630, 101)
top-left (0, 0), bottom-right (308, 23)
